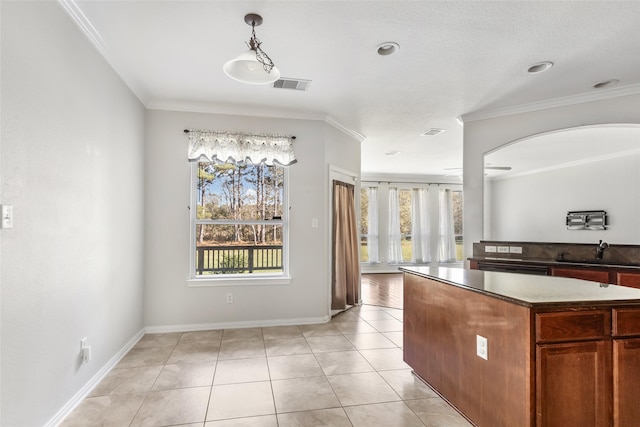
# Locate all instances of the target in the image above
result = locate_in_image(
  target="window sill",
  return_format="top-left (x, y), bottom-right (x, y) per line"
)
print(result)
top-left (187, 276), bottom-right (292, 287)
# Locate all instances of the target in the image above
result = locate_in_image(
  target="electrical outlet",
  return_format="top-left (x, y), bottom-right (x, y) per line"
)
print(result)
top-left (477, 335), bottom-right (488, 360)
top-left (80, 337), bottom-right (91, 364)
top-left (497, 246), bottom-right (509, 254)
top-left (1, 205), bottom-right (13, 229)
top-left (485, 245), bottom-right (497, 253)
top-left (509, 246), bottom-right (522, 254)
top-left (226, 293), bottom-right (233, 304)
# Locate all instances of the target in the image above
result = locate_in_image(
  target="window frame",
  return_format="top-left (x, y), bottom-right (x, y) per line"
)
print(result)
top-left (187, 161), bottom-right (291, 286)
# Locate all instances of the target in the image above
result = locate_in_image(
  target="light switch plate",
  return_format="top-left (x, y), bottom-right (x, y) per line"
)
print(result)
top-left (485, 245), bottom-right (497, 253)
top-left (509, 246), bottom-right (522, 254)
top-left (497, 246), bottom-right (509, 253)
top-left (1, 205), bottom-right (13, 229)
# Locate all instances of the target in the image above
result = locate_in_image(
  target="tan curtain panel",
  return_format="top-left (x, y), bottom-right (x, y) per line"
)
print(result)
top-left (332, 181), bottom-right (361, 310)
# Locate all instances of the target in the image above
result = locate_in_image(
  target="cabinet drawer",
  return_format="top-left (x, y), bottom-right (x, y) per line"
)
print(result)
top-left (536, 310), bottom-right (610, 343)
top-left (613, 308), bottom-right (640, 337)
top-left (550, 267), bottom-right (611, 283)
top-left (616, 272), bottom-right (640, 289)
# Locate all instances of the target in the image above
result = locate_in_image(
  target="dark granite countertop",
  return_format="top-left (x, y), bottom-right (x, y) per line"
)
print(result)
top-left (400, 266), bottom-right (640, 308)
top-left (468, 256), bottom-right (640, 270)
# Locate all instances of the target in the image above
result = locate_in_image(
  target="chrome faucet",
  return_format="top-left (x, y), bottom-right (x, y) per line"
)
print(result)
top-left (595, 240), bottom-right (609, 260)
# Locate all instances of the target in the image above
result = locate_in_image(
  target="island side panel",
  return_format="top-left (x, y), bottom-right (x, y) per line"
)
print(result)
top-left (403, 272), bottom-right (533, 427)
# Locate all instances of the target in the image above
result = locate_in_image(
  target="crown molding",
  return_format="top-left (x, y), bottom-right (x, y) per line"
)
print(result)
top-left (461, 84), bottom-right (640, 123)
top-left (324, 116), bottom-right (367, 142)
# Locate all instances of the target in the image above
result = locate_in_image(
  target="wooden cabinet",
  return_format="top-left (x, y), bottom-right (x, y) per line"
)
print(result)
top-left (613, 338), bottom-right (640, 426)
top-left (549, 267), bottom-right (610, 283)
top-left (536, 341), bottom-right (611, 427)
top-left (616, 271), bottom-right (640, 289)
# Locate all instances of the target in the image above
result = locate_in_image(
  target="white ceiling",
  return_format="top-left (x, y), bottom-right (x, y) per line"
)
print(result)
top-left (62, 0), bottom-right (640, 177)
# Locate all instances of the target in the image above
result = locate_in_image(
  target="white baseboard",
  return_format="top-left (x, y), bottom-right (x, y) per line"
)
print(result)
top-left (44, 328), bottom-right (145, 427)
top-left (144, 315), bottom-right (331, 333)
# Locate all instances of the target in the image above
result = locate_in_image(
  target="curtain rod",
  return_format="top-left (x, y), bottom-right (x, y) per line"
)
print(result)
top-left (183, 129), bottom-right (296, 140)
top-left (362, 180), bottom-right (461, 186)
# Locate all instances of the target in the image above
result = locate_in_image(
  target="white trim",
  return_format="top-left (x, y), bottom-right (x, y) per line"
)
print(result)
top-left (187, 276), bottom-right (292, 287)
top-left (44, 329), bottom-right (145, 427)
top-left (324, 116), bottom-right (367, 142)
top-left (144, 315), bottom-right (331, 334)
top-left (461, 84), bottom-right (640, 123)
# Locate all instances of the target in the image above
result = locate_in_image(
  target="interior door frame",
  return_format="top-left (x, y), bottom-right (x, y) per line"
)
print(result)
top-left (328, 165), bottom-right (361, 315)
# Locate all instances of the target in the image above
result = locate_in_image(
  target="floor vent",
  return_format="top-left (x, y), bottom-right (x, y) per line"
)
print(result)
top-left (273, 78), bottom-right (311, 91)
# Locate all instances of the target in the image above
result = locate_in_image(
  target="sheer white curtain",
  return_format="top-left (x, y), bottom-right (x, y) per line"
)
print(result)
top-left (388, 187), bottom-right (403, 264)
top-left (411, 188), bottom-right (431, 263)
top-left (438, 189), bottom-right (457, 262)
top-left (367, 187), bottom-right (380, 263)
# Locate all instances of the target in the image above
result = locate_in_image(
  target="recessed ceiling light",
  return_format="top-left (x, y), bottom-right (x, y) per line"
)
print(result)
top-left (526, 61), bottom-right (553, 74)
top-left (421, 128), bottom-right (446, 136)
top-left (377, 42), bottom-right (400, 56)
top-left (593, 79), bottom-right (619, 89)
top-left (385, 150), bottom-right (400, 156)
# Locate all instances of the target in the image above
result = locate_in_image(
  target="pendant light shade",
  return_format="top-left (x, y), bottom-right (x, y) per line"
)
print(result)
top-left (223, 13), bottom-right (281, 85)
top-left (223, 51), bottom-right (281, 85)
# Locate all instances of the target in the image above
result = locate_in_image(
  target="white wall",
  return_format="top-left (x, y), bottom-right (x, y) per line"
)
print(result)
top-left (143, 109), bottom-right (361, 329)
top-left (463, 94), bottom-right (640, 264)
top-left (1, 2), bottom-right (146, 426)
top-left (486, 153), bottom-right (640, 243)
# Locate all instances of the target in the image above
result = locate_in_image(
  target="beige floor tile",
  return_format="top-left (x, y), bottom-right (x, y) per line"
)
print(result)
top-left (367, 319), bottom-right (404, 332)
top-left (405, 398), bottom-right (473, 426)
top-left (117, 346), bottom-right (173, 368)
top-left (167, 342), bottom-right (220, 364)
top-left (152, 361), bottom-right (216, 390)
top-left (267, 354), bottom-right (324, 380)
top-left (344, 401), bottom-right (425, 427)
top-left (332, 321), bottom-right (379, 334)
top-left (314, 351), bottom-right (374, 375)
top-left (218, 339), bottom-right (266, 360)
top-left (379, 369), bottom-right (438, 399)
top-left (179, 329), bottom-right (223, 345)
top-left (382, 307), bottom-right (404, 320)
top-left (357, 310), bottom-right (395, 321)
top-left (305, 335), bottom-right (355, 353)
top-left (130, 386), bottom-right (210, 426)
top-left (60, 394), bottom-right (146, 427)
top-left (262, 325), bottom-right (303, 339)
top-left (330, 311), bottom-right (363, 323)
top-left (277, 408), bottom-right (352, 427)
top-left (264, 337), bottom-right (311, 356)
top-left (383, 331), bottom-right (403, 347)
top-left (344, 332), bottom-right (397, 350)
top-left (207, 381), bottom-right (275, 421)
top-left (271, 376), bottom-right (341, 413)
top-left (327, 372), bottom-right (401, 406)
top-left (352, 305), bottom-right (384, 312)
top-left (359, 348), bottom-right (410, 371)
top-left (206, 414), bottom-right (278, 426)
top-left (299, 323), bottom-right (342, 337)
top-left (89, 366), bottom-right (162, 396)
top-left (135, 332), bottom-right (183, 348)
top-left (222, 327), bottom-right (263, 342)
top-left (214, 357), bottom-right (270, 385)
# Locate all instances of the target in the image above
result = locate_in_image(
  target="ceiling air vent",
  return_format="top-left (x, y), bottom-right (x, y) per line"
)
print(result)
top-left (273, 78), bottom-right (311, 91)
top-left (420, 128), bottom-right (446, 136)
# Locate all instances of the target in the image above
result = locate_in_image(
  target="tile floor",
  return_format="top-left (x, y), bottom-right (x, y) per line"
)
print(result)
top-left (60, 305), bottom-right (472, 427)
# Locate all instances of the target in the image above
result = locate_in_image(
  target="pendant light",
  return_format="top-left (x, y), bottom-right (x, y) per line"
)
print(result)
top-left (223, 13), bottom-right (281, 85)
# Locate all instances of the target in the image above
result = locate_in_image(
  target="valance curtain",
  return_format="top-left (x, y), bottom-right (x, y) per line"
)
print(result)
top-left (186, 129), bottom-right (297, 166)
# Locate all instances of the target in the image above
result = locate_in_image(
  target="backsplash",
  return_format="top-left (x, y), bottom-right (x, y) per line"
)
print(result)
top-left (472, 241), bottom-right (640, 265)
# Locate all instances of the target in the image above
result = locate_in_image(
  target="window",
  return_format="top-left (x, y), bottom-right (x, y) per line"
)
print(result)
top-left (360, 186), bottom-right (379, 263)
top-left (452, 190), bottom-right (464, 261)
top-left (389, 187), bottom-right (413, 263)
top-left (191, 161), bottom-right (288, 278)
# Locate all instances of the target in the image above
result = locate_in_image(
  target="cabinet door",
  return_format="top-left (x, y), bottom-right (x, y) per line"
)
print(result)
top-left (613, 338), bottom-right (640, 427)
top-left (536, 341), bottom-right (612, 427)
top-left (550, 267), bottom-right (610, 283)
top-left (616, 272), bottom-right (640, 289)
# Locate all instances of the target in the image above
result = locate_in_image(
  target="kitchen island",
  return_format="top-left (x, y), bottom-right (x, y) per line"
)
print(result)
top-left (401, 266), bottom-right (640, 427)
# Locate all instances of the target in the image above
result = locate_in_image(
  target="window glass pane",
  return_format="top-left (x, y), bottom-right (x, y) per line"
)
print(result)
top-left (399, 189), bottom-right (413, 262)
top-left (195, 224), bottom-right (283, 275)
top-left (452, 191), bottom-right (464, 261)
top-left (196, 162), bottom-right (284, 221)
top-left (360, 188), bottom-right (369, 262)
